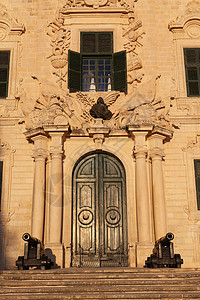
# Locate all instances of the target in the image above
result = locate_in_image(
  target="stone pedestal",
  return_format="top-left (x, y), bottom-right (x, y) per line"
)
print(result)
top-left (136, 242), bottom-right (154, 267)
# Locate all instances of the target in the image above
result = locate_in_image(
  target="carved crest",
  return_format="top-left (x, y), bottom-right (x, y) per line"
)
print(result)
top-left (84, 0), bottom-right (108, 8)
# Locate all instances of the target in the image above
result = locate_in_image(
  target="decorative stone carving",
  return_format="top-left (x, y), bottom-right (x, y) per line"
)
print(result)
top-left (60, 0), bottom-right (134, 8)
top-left (90, 97), bottom-right (113, 120)
top-left (87, 118), bottom-right (110, 149)
top-left (0, 4), bottom-right (25, 39)
top-left (182, 134), bottom-right (200, 151)
top-left (122, 7), bottom-right (145, 90)
top-left (84, 0), bottom-right (108, 8)
top-left (18, 74), bottom-right (173, 131)
top-left (169, 0), bottom-right (200, 30)
top-left (47, 15), bottom-right (71, 87)
top-left (169, 0), bottom-right (200, 40)
top-left (76, 91), bottom-right (120, 123)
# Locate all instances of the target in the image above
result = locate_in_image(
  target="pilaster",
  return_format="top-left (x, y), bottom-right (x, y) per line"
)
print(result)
top-left (128, 125), bottom-right (153, 267)
top-left (148, 127), bottom-right (173, 240)
top-left (44, 125), bottom-right (69, 268)
top-left (25, 129), bottom-right (49, 241)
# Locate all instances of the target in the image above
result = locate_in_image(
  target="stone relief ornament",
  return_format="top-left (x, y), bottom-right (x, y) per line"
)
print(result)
top-left (47, 15), bottom-right (71, 88)
top-left (84, 0), bottom-right (108, 8)
top-left (169, 0), bottom-right (200, 31)
top-left (0, 4), bottom-right (25, 39)
top-left (122, 7), bottom-right (145, 91)
top-left (17, 75), bottom-right (173, 131)
top-left (60, 0), bottom-right (133, 8)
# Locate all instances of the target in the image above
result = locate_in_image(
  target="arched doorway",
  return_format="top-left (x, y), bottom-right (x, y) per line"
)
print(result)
top-left (71, 152), bottom-right (128, 267)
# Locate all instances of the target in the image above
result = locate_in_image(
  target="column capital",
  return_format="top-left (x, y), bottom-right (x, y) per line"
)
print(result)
top-left (134, 145), bottom-right (148, 158)
top-left (32, 148), bottom-right (48, 161)
top-left (148, 147), bottom-right (165, 160)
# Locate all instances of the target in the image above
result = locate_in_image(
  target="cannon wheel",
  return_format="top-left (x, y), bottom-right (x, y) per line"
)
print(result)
top-left (175, 254), bottom-right (182, 268)
top-left (151, 255), bottom-right (158, 268)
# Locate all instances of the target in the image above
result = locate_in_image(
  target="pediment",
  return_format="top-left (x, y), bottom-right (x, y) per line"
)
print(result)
top-left (0, 4), bottom-right (25, 40)
top-left (169, 1), bottom-right (200, 33)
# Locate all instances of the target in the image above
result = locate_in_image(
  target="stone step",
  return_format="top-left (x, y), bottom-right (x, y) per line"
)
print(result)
top-left (0, 268), bottom-right (199, 299)
top-left (0, 284), bottom-right (200, 294)
top-left (1, 278), bottom-right (200, 286)
top-left (1, 292), bottom-right (200, 299)
top-left (1, 269), bottom-right (200, 280)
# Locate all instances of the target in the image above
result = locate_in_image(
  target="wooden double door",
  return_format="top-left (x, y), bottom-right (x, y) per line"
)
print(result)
top-left (71, 152), bottom-right (128, 267)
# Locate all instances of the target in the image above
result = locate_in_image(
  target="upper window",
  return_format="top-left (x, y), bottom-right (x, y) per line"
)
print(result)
top-left (68, 32), bottom-right (127, 93)
top-left (184, 48), bottom-right (200, 97)
top-left (0, 51), bottom-right (10, 99)
top-left (194, 159), bottom-right (200, 210)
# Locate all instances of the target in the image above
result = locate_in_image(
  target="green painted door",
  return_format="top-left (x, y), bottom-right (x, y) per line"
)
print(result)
top-left (72, 152), bottom-right (128, 267)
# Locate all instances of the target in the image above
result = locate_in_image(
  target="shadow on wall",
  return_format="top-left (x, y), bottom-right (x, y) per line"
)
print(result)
top-left (45, 248), bottom-right (60, 269)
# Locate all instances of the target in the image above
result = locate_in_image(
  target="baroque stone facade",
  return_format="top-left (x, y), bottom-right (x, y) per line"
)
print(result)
top-left (0, 0), bottom-right (200, 269)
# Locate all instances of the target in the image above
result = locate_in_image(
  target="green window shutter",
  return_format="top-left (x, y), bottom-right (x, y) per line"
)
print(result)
top-left (98, 33), bottom-right (113, 54)
top-left (81, 33), bottom-right (96, 54)
top-left (184, 48), bottom-right (200, 97)
top-left (81, 32), bottom-right (113, 55)
top-left (113, 50), bottom-right (127, 93)
top-left (68, 50), bottom-right (81, 92)
top-left (0, 161), bottom-right (3, 210)
top-left (0, 51), bottom-right (10, 98)
top-left (194, 159), bottom-right (200, 210)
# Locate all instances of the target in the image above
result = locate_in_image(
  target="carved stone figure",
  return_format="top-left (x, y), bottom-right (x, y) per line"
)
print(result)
top-left (90, 97), bottom-right (113, 120)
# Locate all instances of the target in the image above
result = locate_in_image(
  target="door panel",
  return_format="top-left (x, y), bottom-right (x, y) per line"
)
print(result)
top-left (72, 152), bottom-right (127, 267)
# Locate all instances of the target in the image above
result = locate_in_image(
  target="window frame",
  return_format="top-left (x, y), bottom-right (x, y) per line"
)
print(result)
top-left (194, 159), bottom-right (200, 210)
top-left (81, 32), bottom-right (113, 92)
top-left (68, 31), bottom-right (127, 93)
top-left (184, 48), bottom-right (200, 97)
top-left (0, 50), bottom-right (10, 99)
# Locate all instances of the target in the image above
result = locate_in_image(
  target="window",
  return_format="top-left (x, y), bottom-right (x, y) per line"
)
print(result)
top-left (194, 159), bottom-right (200, 210)
top-left (0, 51), bottom-right (10, 98)
top-left (68, 32), bottom-right (127, 93)
top-left (184, 48), bottom-right (200, 97)
top-left (0, 161), bottom-right (3, 210)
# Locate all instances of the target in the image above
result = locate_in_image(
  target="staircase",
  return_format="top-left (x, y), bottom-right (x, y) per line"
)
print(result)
top-left (0, 268), bottom-right (200, 299)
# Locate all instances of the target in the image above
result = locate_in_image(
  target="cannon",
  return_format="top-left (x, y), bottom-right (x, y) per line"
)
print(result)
top-left (145, 232), bottom-right (183, 268)
top-left (16, 233), bottom-right (53, 270)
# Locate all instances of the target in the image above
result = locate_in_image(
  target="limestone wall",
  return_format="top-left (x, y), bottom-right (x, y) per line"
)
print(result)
top-left (0, 0), bottom-right (200, 269)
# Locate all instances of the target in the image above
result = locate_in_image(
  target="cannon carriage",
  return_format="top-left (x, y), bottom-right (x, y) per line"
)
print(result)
top-left (145, 232), bottom-right (183, 268)
top-left (16, 233), bottom-right (52, 270)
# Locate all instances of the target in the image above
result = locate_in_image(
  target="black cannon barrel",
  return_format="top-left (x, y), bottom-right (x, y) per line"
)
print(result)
top-left (22, 233), bottom-right (41, 247)
top-left (155, 232), bottom-right (174, 247)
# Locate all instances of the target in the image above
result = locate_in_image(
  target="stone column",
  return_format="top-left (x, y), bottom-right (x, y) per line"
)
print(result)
top-left (134, 132), bottom-right (151, 243)
top-left (48, 132), bottom-right (64, 244)
top-left (29, 131), bottom-right (48, 241)
top-left (148, 129), bottom-right (172, 240)
top-left (128, 125), bottom-right (153, 267)
top-left (44, 126), bottom-right (69, 268)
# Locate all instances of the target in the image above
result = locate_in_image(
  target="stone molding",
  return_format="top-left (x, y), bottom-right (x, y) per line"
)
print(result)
top-left (182, 134), bottom-right (200, 224)
top-left (0, 4), bottom-right (25, 41)
top-left (169, 0), bottom-right (200, 34)
top-left (0, 139), bottom-right (15, 215)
